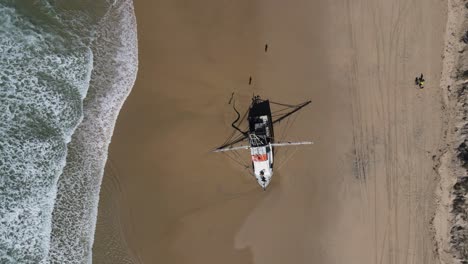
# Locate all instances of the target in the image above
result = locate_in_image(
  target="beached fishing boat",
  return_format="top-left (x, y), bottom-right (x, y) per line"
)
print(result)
top-left (214, 95), bottom-right (312, 190)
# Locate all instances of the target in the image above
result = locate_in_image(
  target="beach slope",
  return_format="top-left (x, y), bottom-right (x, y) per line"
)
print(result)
top-left (94, 0), bottom-right (447, 263)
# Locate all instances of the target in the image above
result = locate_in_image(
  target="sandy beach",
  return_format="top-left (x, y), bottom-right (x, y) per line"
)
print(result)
top-left (93, 0), bottom-right (451, 263)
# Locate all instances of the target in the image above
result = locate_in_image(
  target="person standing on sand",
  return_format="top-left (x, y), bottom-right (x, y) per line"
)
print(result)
top-left (415, 73), bottom-right (425, 89)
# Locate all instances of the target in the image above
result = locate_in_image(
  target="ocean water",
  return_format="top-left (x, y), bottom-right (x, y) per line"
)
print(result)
top-left (0, 1), bottom-right (138, 263)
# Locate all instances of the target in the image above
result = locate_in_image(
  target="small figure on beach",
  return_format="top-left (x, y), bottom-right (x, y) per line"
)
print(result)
top-left (415, 73), bottom-right (425, 89)
top-left (249, 76), bottom-right (252, 85)
top-left (265, 44), bottom-right (268, 52)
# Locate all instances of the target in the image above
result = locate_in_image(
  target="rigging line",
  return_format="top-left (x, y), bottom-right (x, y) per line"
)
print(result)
top-left (221, 134), bottom-right (248, 150)
top-left (230, 153), bottom-right (249, 169)
top-left (221, 134), bottom-right (236, 148)
top-left (284, 109), bottom-right (300, 139)
top-left (271, 111), bottom-right (287, 117)
top-left (216, 134), bottom-right (249, 151)
top-left (239, 164), bottom-right (255, 179)
top-left (272, 106), bottom-right (295, 114)
top-left (283, 112), bottom-right (300, 152)
top-left (235, 150), bottom-right (254, 177)
top-left (229, 148), bottom-right (248, 166)
top-left (237, 155), bottom-right (251, 170)
top-left (272, 107), bottom-right (297, 117)
top-left (272, 109), bottom-right (292, 114)
top-left (272, 114), bottom-right (286, 118)
top-left (277, 146), bottom-right (299, 171)
top-left (272, 116), bottom-right (290, 157)
top-left (231, 134), bottom-right (247, 143)
top-left (275, 109), bottom-right (300, 157)
top-left (223, 152), bottom-right (250, 169)
top-left (272, 101), bottom-right (311, 125)
top-left (277, 116), bottom-right (291, 156)
top-left (276, 106), bottom-right (295, 144)
top-left (272, 111), bottom-right (293, 117)
top-left (221, 128), bottom-right (237, 147)
top-left (272, 112), bottom-right (293, 118)
top-left (218, 126), bottom-right (248, 151)
top-left (222, 133), bottom-right (245, 147)
top-left (280, 112), bottom-right (292, 140)
top-left (223, 128), bottom-right (237, 145)
top-left (232, 149), bottom-right (242, 160)
top-left (270, 101), bottom-right (298, 108)
top-left (233, 149), bottom-right (251, 168)
top-left (238, 104), bottom-right (249, 124)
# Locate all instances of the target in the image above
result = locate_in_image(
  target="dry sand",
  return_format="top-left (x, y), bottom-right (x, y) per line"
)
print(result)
top-left (93, 0), bottom-right (450, 263)
top-left (433, 0), bottom-right (468, 263)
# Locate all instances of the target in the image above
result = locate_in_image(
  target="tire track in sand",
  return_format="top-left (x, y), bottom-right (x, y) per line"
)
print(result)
top-left (340, 0), bottom-right (444, 263)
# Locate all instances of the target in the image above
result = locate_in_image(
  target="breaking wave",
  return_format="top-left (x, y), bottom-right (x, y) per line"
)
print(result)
top-left (0, 0), bottom-right (138, 263)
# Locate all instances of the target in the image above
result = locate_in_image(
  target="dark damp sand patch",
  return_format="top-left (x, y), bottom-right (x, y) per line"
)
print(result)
top-left (93, 0), bottom-right (265, 263)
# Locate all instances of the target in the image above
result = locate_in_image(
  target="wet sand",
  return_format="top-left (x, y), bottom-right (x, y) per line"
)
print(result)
top-left (94, 0), bottom-right (447, 263)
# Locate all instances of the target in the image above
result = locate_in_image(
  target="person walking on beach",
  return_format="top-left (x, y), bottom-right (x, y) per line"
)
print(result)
top-left (415, 73), bottom-right (425, 89)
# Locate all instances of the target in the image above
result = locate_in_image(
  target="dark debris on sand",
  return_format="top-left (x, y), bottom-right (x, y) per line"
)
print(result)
top-left (450, 176), bottom-right (468, 261)
top-left (450, 13), bottom-right (468, 261)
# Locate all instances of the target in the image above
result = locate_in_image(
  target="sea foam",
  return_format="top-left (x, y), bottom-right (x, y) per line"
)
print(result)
top-left (0, 0), bottom-right (138, 263)
top-left (46, 0), bottom-right (138, 263)
top-left (0, 3), bottom-right (93, 263)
